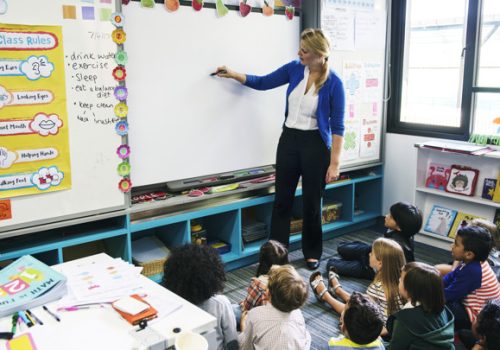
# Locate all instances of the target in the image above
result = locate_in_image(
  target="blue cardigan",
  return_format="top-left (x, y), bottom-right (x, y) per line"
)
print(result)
top-left (244, 60), bottom-right (345, 149)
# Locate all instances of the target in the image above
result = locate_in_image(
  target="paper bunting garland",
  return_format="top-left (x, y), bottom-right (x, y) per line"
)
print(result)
top-left (115, 50), bottom-right (128, 65)
top-left (140, 0), bottom-right (155, 8)
top-left (285, 6), bottom-right (294, 20)
top-left (114, 102), bottom-right (128, 118)
top-left (114, 86), bottom-right (128, 101)
top-left (192, 0), bottom-right (203, 12)
top-left (263, 1), bottom-right (274, 16)
top-left (239, 0), bottom-right (252, 17)
top-left (115, 121), bottom-right (129, 136)
top-left (112, 66), bottom-right (127, 81)
top-left (117, 145), bottom-right (131, 159)
top-left (112, 29), bottom-right (126, 44)
top-left (111, 13), bottom-right (124, 27)
top-left (118, 178), bottom-right (132, 193)
top-left (117, 162), bottom-right (131, 176)
top-left (122, 0), bottom-right (130, 5)
top-left (165, 0), bottom-right (180, 12)
top-left (215, 0), bottom-right (228, 17)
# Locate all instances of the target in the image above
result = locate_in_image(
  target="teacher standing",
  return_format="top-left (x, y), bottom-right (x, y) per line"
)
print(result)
top-left (215, 28), bottom-right (345, 270)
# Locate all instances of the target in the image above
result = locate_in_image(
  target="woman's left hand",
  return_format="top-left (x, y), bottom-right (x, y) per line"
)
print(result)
top-left (325, 163), bottom-right (340, 183)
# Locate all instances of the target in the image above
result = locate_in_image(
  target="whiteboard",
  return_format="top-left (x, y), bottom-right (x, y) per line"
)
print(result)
top-left (0, 0), bottom-right (125, 232)
top-left (320, 0), bottom-right (387, 168)
top-left (123, 3), bottom-right (300, 187)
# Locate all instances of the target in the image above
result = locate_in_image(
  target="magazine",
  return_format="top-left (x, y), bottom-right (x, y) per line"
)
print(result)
top-left (424, 205), bottom-right (458, 237)
top-left (0, 255), bottom-right (67, 318)
top-left (448, 212), bottom-right (486, 239)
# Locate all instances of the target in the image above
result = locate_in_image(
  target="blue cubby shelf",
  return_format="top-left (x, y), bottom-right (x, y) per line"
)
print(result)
top-left (0, 165), bottom-right (383, 275)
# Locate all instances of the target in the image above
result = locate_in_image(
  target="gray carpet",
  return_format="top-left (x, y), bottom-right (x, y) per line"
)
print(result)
top-left (224, 228), bottom-right (450, 350)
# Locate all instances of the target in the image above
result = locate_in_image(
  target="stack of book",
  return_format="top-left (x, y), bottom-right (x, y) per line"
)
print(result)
top-left (242, 220), bottom-right (268, 243)
top-left (0, 255), bottom-right (67, 318)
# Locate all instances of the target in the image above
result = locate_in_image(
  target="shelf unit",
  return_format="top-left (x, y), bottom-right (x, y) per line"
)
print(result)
top-left (0, 165), bottom-right (383, 277)
top-left (414, 145), bottom-right (500, 249)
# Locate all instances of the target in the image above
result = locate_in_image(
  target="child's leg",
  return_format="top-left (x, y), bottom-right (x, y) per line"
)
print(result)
top-left (328, 274), bottom-right (351, 303)
top-left (312, 278), bottom-right (346, 314)
top-left (337, 241), bottom-right (371, 260)
top-left (446, 300), bottom-right (472, 331)
top-left (327, 258), bottom-right (375, 280)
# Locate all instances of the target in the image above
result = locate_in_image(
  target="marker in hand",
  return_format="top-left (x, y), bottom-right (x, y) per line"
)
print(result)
top-left (210, 69), bottom-right (227, 76)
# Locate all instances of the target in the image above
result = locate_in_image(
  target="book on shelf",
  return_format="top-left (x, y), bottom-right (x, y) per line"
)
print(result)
top-left (424, 205), bottom-right (458, 237)
top-left (420, 141), bottom-right (491, 155)
top-left (448, 212), bottom-right (486, 239)
top-left (493, 173), bottom-right (500, 203)
top-left (0, 255), bottom-right (67, 318)
top-left (425, 163), bottom-right (451, 190)
top-left (482, 178), bottom-right (497, 200)
top-left (494, 209), bottom-right (500, 231)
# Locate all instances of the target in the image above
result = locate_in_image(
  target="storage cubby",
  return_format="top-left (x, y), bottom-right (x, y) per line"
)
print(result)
top-left (190, 210), bottom-right (240, 263)
top-left (241, 202), bottom-right (273, 256)
top-left (32, 250), bottom-right (59, 266)
top-left (62, 234), bottom-right (129, 262)
top-left (323, 183), bottom-right (354, 223)
top-left (353, 178), bottom-right (383, 222)
top-left (132, 222), bottom-right (188, 250)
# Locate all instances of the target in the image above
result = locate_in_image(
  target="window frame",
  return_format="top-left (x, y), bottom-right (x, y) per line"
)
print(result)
top-left (387, 0), bottom-right (482, 140)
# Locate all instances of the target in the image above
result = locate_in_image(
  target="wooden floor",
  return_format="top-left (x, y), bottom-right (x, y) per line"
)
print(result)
top-left (224, 227), bottom-right (450, 350)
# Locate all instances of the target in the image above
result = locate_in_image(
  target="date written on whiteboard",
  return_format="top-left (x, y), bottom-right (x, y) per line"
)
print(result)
top-left (88, 32), bottom-right (111, 40)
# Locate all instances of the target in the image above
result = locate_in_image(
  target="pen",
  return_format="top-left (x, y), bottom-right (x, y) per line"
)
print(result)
top-left (58, 305), bottom-right (105, 312)
top-left (11, 313), bottom-right (18, 334)
top-left (26, 309), bottom-right (43, 325)
top-left (18, 311), bottom-right (33, 327)
top-left (24, 310), bottom-right (36, 326)
top-left (210, 69), bottom-right (227, 76)
top-left (43, 305), bottom-right (61, 322)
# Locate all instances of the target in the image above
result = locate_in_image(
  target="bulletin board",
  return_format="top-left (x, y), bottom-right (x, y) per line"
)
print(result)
top-left (0, 0), bottom-right (126, 233)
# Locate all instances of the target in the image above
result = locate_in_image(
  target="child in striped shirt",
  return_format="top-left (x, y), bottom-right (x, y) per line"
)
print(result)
top-left (310, 238), bottom-right (405, 326)
top-left (441, 226), bottom-right (500, 331)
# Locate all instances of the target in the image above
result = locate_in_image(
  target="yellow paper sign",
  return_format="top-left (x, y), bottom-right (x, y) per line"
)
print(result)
top-left (0, 24), bottom-right (71, 198)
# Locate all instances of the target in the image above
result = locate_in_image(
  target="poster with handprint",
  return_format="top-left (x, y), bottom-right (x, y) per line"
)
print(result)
top-left (0, 24), bottom-right (70, 198)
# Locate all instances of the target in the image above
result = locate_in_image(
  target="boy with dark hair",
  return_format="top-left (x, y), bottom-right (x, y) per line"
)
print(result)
top-left (239, 265), bottom-right (311, 350)
top-left (442, 226), bottom-right (500, 331)
top-left (327, 292), bottom-right (385, 349)
top-left (327, 201), bottom-right (422, 280)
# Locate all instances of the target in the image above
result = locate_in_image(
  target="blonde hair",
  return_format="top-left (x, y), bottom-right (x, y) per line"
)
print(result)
top-left (268, 264), bottom-right (308, 312)
top-left (300, 28), bottom-right (330, 94)
top-left (471, 218), bottom-right (500, 251)
top-left (370, 238), bottom-right (406, 315)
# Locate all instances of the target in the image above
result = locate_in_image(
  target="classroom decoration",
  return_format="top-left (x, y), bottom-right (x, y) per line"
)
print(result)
top-left (215, 0), bottom-right (229, 17)
top-left (117, 161), bottom-right (131, 176)
top-left (118, 178), bottom-right (132, 192)
top-left (448, 212), bottom-right (486, 239)
top-left (140, 0), bottom-right (155, 8)
top-left (117, 144), bottom-right (130, 159)
top-left (0, 0), bottom-right (7, 15)
top-left (285, 5), bottom-right (294, 20)
top-left (424, 205), bottom-right (458, 237)
top-left (262, 0), bottom-right (274, 16)
top-left (0, 24), bottom-right (72, 198)
top-left (192, 0), bottom-right (203, 12)
top-left (482, 178), bottom-right (497, 200)
top-left (114, 102), bottom-right (129, 117)
top-left (445, 165), bottom-right (479, 196)
top-left (115, 120), bottom-right (129, 136)
top-left (112, 28), bottom-right (126, 44)
top-left (0, 255), bottom-right (67, 318)
top-left (425, 163), bottom-right (451, 190)
top-left (123, 0), bottom-right (130, 5)
top-left (115, 50), bottom-right (128, 65)
top-left (114, 86), bottom-right (128, 101)
top-left (111, 12), bottom-right (124, 27)
top-left (112, 66), bottom-right (127, 81)
top-left (239, 0), bottom-right (252, 17)
top-left (165, 0), bottom-right (180, 12)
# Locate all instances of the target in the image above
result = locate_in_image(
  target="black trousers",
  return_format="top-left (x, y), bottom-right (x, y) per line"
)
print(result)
top-left (270, 126), bottom-right (330, 260)
top-left (326, 241), bottom-right (376, 280)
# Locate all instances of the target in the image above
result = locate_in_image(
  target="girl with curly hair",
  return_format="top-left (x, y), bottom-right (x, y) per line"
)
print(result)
top-left (163, 244), bottom-right (238, 350)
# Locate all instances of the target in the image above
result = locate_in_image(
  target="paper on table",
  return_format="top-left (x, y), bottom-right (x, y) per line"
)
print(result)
top-left (113, 296), bottom-right (150, 315)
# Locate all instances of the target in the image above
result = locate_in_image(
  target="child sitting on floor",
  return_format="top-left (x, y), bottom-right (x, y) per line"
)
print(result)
top-left (162, 244), bottom-right (238, 350)
top-left (327, 292), bottom-right (385, 349)
top-left (459, 299), bottom-right (500, 349)
top-left (327, 202), bottom-right (422, 280)
top-left (311, 238), bottom-right (405, 327)
top-left (439, 226), bottom-right (500, 331)
top-left (387, 262), bottom-right (454, 349)
top-left (239, 264), bottom-right (311, 350)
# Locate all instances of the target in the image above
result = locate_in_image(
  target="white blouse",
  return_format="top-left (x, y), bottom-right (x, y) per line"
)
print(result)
top-left (285, 67), bottom-right (319, 130)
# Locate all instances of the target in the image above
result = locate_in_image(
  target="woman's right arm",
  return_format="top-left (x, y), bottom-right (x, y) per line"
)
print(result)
top-left (216, 61), bottom-right (293, 90)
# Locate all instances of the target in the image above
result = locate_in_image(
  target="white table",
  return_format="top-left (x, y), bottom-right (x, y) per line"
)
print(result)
top-left (0, 254), bottom-right (217, 350)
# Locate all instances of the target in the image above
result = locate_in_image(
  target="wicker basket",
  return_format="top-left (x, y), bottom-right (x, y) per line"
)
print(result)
top-left (132, 236), bottom-right (170, 277)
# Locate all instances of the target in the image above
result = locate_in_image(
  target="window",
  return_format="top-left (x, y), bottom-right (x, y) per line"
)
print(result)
top-left (388, 0), bottom-right (500, 140)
